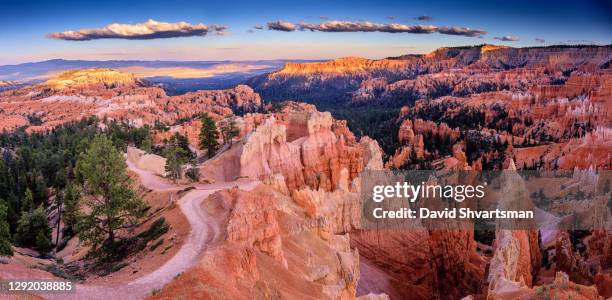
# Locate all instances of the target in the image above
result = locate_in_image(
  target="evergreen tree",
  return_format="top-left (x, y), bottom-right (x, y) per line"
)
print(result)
top-left (219, 114), bottom-right (240, 146)
top-left (21, 188), bottom-right (34, 213)
top-left (185, 165), bottom-right (200, 182)
top-left (140, 137), bottom-right (152, 153)
top-left (199, 113), bottom-right (219, 158)
top-left (0, 203), bottom-right (13, 256)
top-left (62, 183), bottom-right (80, 232)
top-left (35, 229), bottom-right (52, 256)
top-left (54, 191), bottom-right (62, 247)
top-left (14, 205), bottom-right (52, 254)
top-left (164, 145), bottom-right (188, 182)
top-left (168, 132), bottom-right (193, 159)
top-left (14, 213), bottom-right (31, 245)
top-left (75, 135), bottom-right (146, 249)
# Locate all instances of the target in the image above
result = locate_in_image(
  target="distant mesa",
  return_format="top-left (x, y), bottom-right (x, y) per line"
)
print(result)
top-left (0, 59), bottom-right (289, 84)
top-left (41, 68), bottom-right (142, 89)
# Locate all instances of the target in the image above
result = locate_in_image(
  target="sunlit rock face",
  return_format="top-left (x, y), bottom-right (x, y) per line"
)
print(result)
top-left (0, 69), bottom-right (261, 132)
top-left (148, 101), bottom-right (387, 299)
top-left (148, 181), bottom-right (378, 299)
top-left (127, 146), bottom-right (167, 176)
top-left (251, 45), bottom-right (611, 174)
top-left (199, 104), bottom-right (384, 193)
top-left (385, 72), bottom-right (611, 171)
top-left (249, 45), bottom-right (611, 105)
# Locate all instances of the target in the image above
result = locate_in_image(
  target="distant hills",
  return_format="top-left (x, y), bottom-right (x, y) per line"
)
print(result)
top-left (0, 59), bottom-right (318, 93)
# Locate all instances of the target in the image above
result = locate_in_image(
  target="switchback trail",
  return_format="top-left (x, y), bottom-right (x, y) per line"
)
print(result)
top-left (39, 160), bottom-right (259, 300)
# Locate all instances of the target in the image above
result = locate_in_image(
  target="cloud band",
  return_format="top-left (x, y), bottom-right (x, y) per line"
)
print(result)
top-left (266, 20), bottom-right (486, 37)
top-left (48, 19), bottom-right (226, 41)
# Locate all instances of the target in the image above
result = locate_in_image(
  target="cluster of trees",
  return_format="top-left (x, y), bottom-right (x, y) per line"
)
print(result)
top-left (198, 113), bottom-right (239, 158)
top-left (332, 107), bottom-right (401, 156)
top-left (163, 133), bottom-right (194, 182)
top-left (0, 118), bottom-right (149, 258)
top-left (161, 113), bottom-right (239, 183)
top-left (464, 131), bottom-right (510, 169)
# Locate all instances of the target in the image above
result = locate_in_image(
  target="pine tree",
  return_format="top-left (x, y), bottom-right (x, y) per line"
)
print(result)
top-left (140, 137), bottom-right (152, 153)
top-left (75, 135), bottom-right (146, 249)
top-left (168, 132), bottom-right (193, 159)
top-left (62, 183), bottom-right (80, 232)
top-left (14, 213), bottom-right (31, 246)
top-left (220, 114), bottom-right (240, 146)
top-left (21, 188), bottom-right (34, 213)
top-left (164, 145), bottom-right (188, 182)
top-left (0, 203), bottom-right (13, 256)
top-left (35, 229), bottom-right (52, 256)
top-left (14, 205), bottom-right (51, 253)
top-left (199, 113), bottom-right (220, 158)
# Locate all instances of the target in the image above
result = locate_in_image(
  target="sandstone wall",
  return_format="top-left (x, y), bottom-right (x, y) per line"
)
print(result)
top-left (127, 146), bottom-right (167, 176)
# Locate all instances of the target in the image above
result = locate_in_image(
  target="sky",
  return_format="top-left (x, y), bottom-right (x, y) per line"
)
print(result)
top-left (0, 0), bottom-right (610, 64)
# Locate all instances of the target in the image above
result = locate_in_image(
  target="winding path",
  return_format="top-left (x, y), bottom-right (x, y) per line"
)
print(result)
top-left (41, 160), bottom-right (259, 300)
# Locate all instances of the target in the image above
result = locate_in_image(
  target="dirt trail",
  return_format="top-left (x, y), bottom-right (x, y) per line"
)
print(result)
top-left (39, 160), bottom-right (259, 300)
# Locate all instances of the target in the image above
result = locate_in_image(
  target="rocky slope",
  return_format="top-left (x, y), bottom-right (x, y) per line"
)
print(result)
top-left (0, 69), bottom-right (262, 132)
top-left (248, 45), bottom-right (612, 107)
top-left (3, 45), bottom-right (610, 299)
top-left (149, 184), bottom-right (367, 300)
top-left (198, 102), bottom-right (382, 193)
top-left (149, 103), bottom-right (388, 299)
top-left (385, 71), bottom-right (611, 171)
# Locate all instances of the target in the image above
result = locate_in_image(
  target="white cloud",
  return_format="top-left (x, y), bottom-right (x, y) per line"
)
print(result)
top-left (48, 19), bottom-right (227, 41)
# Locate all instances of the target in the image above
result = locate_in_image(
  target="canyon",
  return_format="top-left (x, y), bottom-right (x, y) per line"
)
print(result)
top-left (249, 45), bottom-right (611, 107)
top-left (0, 44), bottom-right (610, 299)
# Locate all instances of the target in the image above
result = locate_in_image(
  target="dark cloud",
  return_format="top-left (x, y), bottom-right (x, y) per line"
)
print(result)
top-left (438, 26), bottom-right (486, 37)
top-left (266, 21), bottom-right (297, 32)
top-left (254, 25), bottom-right (264, 30)
top-left (297, 21), bottom-right (438, 33)
top-left (48, 19), bottom-right (226, 41)
top-left (386, 16), bottom-right (395, 20)
top-left (535, 38), bottom-right (545, 43)
top-left (415, 15), bottom-right (433, 21)
top-left (493, 35), bottom-right (519, 41)
top-left (319, 16), bottom-right (330, 20)
top-left (267, 20), bottom-right (486, 37)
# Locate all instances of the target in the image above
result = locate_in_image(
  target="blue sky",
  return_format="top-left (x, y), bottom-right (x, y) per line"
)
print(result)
top-left (0, 0), bottom-right (610, 64)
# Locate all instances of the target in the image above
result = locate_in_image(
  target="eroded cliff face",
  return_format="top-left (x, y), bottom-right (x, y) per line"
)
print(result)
top-left (199, 104), bottom-right (382, 193)
top-left (385, 71), bottom-right (611, 171)
top-left (481, 163), bottom-right (612, 300)
top-left (147, 103), bottom-right (387, 299)
top-left (352, 181), bottom-right (488, 300)
top-left (249, 45), bottom-right (611, 106)
top-left (148, 185), bottom-right (363, 299)
top-left (149, 118), bottom-right (386, 299)
top-left (353, 228), bottom-right (487, 300)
